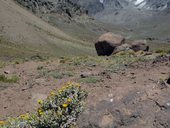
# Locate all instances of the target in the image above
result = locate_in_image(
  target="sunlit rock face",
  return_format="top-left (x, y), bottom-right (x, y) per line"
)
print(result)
top-left (71, 0), bottom-right (104, 14)
top-left (126, 0), bottom-right (170, 10)
top-left (15, 0), bottom-right (86, 17)
top-left (100, 0), bottom-right (170, 11)
top-left (15, 0), bottom-right (170, 15)
top-left (71, 0), bottom-right (170, 15)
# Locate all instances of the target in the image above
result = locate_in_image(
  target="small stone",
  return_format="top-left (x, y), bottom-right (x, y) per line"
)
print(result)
top-left (129, 40), bottom-right (149, 52)
top-left (4, 71), bottom-right (10, 74)
top-left (157, 80), bottom-right (167, 90)
top-left (108, 94), bottom-right (113, 97)
top-left (110, 99), bottom-right (114, 102)
top-left (100, 114), bottom-right (114, 128)
top-left (167, 77), bottom-right (170, 85)
top-left (80, 72), bottom-right (92, 78)
top-left (4, 106), bottom-right (7, 109)
top-left (166, 103), bottom-right (170, 106)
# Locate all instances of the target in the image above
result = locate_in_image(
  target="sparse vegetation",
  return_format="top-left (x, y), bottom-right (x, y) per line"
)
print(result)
top-left (38, 67), bottom-right (75, 79)
top-left (78, 76), bottom-right (102, 84)
top-left (59, 52), bottom-right (148, 73)
top-left (0, 61), bottom-right (5, 68)
top-left (0, 74), bottom-right (19, 83)
top-left (1, 0), bottom-right (170, 127)
top-left (30, 54), bottom-right (48, 61)
top-left (155, 49), bottom-right (170, 54)
top-left (49, 72), bottom-right (65, 79)
top-left (49, 71), bottom-right (74, 79)
top-left (0, 37), bottom-right (36, 60)
top-left (37, 66), bottom-right (44, 70)
top-left (1, 82), bottom-right (87, 128)
top-left (155, 49), bottom-right (166, 53)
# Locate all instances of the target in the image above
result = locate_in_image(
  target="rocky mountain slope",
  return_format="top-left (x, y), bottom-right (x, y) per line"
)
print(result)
top-left (90, 0), bottom-right (170, 41)
top-left (72, 0), bottom-right (170, 14)
top-left (15, 0), bottom-right (87, 17)
top-left (14, 0), bottom-right (170, 41)
top-left (128, 0), bottom-right (170, 10)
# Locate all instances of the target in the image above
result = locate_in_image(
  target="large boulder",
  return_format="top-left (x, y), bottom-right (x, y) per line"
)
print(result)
top-left (95, 33), bottom-right (125, 56)
top-left (129, 40), bottom-right (149, 52)
top-left (167, 75), bottom-right (170, 85)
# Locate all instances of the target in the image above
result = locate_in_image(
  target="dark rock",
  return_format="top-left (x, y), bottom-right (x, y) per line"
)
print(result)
top-left (167, 76), bottom-right (170, 85)
top-left (76, 0), bottom-right (104, 15)
top-left (4, 71), bottom-right (10, 74)
top-left (80, 73), bottom-right (91, 78)
top-left (77, 100), bottom-right (115, 128)
top-left (95, 32), bottom-right (125, 56)
top-left (114, 43), bottom-right (131, 53)
top-left (15, 0), bottom-right (86, 17)
top-left (129, 40), bottom-right (149, 52)
top-left (154, 111), bottom-right (170, 128)
top-left (99, 114), bottom-right (114, 128)
top-left (158, 80), bottom-right (168, 90)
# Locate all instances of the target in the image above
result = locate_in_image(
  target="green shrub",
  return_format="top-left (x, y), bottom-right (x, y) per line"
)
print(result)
top-left (49, 71), bottom-right (64, 79)
top-left (78, 76), bottom-right (102, 84)
top-left (155, 49), bottom-right (165, 53)
top-left (49, 71), bottom-right (74, 79)
top-left (0, 74), bottom-right (19, 83)
top-left (167, 49), bottom-right (170, 54)
top-left (30, 54), bottom-right (48, 61)
top-left (0, 61), bottom-right (5, 68)
top-left (155, 49), bottom-right (170, 54)
top-left (1, 82), bottom-right (87, 128)
top-left (37, 66), bottom-right (44, 70)
top-left (38, 67), bottom-right (74, 79)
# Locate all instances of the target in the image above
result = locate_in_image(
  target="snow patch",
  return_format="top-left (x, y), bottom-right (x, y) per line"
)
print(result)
top-left (159, 4), bottom-right (168, 10)
top-left (99, 0), bottom-right (104, 4)
top-left (138, 1), bottom-right (146, 7)
top-left (135, 0), bottom-right (145, 5)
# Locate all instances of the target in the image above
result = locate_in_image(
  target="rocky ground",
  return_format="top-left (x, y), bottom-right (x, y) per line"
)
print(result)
top-left (0, 53), bottom-right (170, 128)
top-left (78, 56), bottom-right (170, 128)
top-left (0, 0), bottom-right (170, 127)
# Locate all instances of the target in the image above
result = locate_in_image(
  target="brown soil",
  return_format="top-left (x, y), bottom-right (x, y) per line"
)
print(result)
top-left (0, 56), bottom-right (170, 128)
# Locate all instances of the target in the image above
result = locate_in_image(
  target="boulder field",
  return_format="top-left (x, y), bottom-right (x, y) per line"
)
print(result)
top-left (95, 32), bottom-right (149, 56)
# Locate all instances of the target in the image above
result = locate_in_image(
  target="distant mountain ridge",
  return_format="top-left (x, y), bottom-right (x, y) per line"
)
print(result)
top-left (14, 0), bottom-right (170, 16)
top-left (15, 0), bottom-right (86, 17)
top-left (72, 0), bottom-right (170, 14)
top-left (127, 0), bottom-right (170, 10)
top-left (15, 0), bottom-right (170, 41)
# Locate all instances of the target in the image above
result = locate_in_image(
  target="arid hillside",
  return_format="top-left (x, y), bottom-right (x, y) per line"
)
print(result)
top-left (0, 0), bottom-right (96, 58)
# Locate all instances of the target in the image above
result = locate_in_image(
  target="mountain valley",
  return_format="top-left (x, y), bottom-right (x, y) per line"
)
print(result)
top-left (0, 0), bottom-right (170, 128)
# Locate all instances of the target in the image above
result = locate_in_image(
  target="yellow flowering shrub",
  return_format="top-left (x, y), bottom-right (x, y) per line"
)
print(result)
top-left (0, 121), bottom-right (5, 125)
top-left (1, 82), bottom-right (87, 128)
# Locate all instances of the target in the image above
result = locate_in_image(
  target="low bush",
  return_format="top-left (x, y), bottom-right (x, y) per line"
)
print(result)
top-left (0, 61), bottom-right (5, 68)
top-left (30, 54), bottom-right (48, 61)
top-left (78, 76), bottom-right (102, 84)
top-left (0, 82), bottom-right (87, 128)
top-left (155, 49), bottom-right (170, 54)
top-left (0, 74), bottom-right (19, 83)
top-left (49, 71), bottom-right (74, 79)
